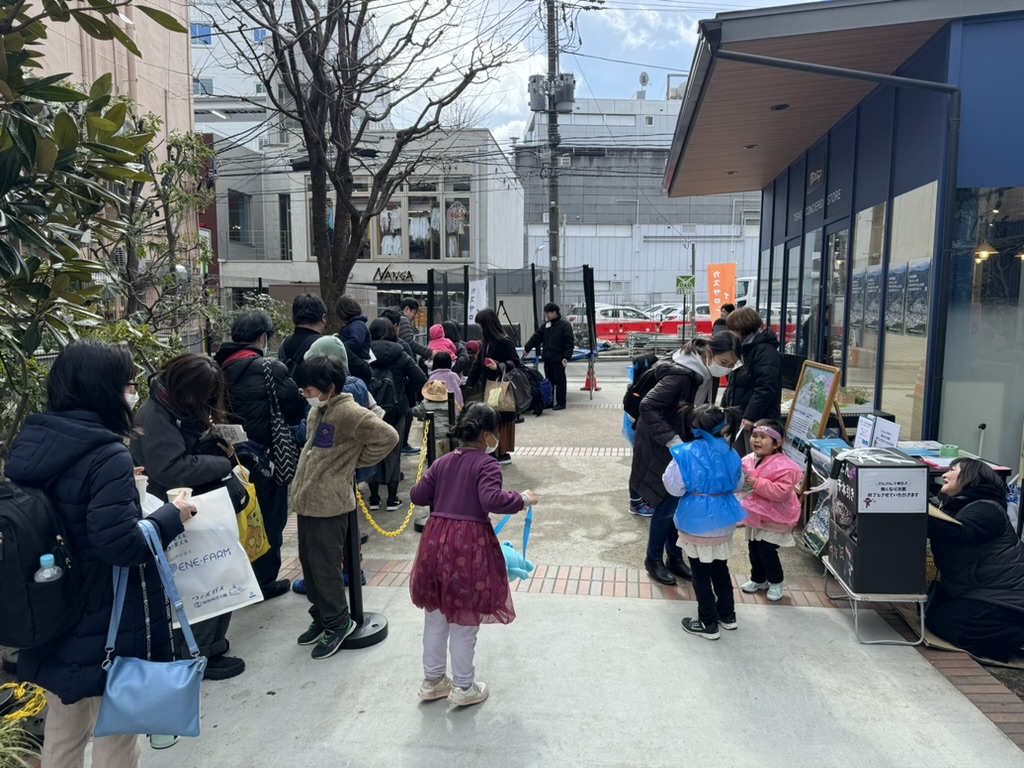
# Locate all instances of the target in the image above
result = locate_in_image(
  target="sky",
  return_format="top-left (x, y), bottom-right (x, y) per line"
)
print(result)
top-left (477, 0), bottom-right (815, 148)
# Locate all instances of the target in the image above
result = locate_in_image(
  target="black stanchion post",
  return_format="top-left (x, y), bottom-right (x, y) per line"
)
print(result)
top-left (531, 262), bottom-right (540, 330)
top-left (414, 412), bottom-right (436, 533)
top-left (341, 509), bottom-right (388, 649)
top-left (463, 264), bottom-right (470, 340)
top-left (427, 268), bottom-right (435, 328)
top-left (447, 391), bottom-right (457, 432)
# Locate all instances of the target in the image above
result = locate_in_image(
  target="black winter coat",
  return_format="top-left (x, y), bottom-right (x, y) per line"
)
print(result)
top-left (213, 343), bottom-right (306, 447)
top-left (451, 340), bottom-right (470, 375)
top-left (369, 339), bottom-right (427, 423)
top-left (524, 315), bottom-right (574, 363)
top-left (278, 327), bottom-right (321, 373)
top-left (930, 487), bottom-right (1024, 615)
top-left (465, 337), bottom-right (520, 388)
top-left (724, 328), bottom-right (782, 422)
top-left (629, 362), bottom-right (705, 507)
top-left (130, 380), bottom-right (233, 502)
top-left (5, 411), bottom-right (184, 704)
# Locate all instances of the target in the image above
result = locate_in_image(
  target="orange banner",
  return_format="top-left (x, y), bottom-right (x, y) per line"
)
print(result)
top-left (708, 263), bottom-right (737, 314)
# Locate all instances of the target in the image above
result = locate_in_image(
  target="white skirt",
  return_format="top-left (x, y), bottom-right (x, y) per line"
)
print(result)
top-left (677, 535), bottom-right (735, 564)
top-left (746, 527), bottom-right (796, 548)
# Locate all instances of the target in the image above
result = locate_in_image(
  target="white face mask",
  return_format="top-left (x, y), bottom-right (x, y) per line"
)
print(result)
top-left (708, 362), bottom-right (733, 377)
top-left (125, 392), bottom-right (139, 410)
top-left (484, 434), bottom-right (498, 454)
top-left (306, 396), bottom-right (325, 409)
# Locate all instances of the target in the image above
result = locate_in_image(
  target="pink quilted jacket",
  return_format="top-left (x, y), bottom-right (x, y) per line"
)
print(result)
top-left (741, 452), bottom-right (803, 530)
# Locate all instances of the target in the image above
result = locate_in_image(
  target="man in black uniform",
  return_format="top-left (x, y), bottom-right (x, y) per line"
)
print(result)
top-left (524, 302), bottom-right (575, 411)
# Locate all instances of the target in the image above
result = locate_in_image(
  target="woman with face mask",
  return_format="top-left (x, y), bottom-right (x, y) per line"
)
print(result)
top-left (722, 307), bottom-right (783, 450)
top-left (629, 334), bottom-right (742, 587)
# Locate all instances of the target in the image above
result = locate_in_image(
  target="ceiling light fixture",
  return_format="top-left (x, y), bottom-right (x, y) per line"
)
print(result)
top-left (975, 241), bottom-right (999, 258)
top-left (743, 144), bottom-right (758, 150)
top-left (769, 103), bottom-right (790, 112)
top-left (725, 170), bottom-right (737, 176)
top-left (209, 109), bottom-right (228, 120)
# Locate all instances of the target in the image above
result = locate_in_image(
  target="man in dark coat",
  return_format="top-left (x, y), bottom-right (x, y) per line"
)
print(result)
top-left (214, 311), bottom-right (306, 599)
top-left (712, 303), bottom-right (734, 335)
top-left (524, 302), bottom-right (575, 411)
top-left (279, 293), bottom-right (327, 374)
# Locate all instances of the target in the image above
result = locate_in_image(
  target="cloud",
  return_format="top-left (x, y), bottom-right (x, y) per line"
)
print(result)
top-left (677, 16), bottom-right (700, 47)
top-left (595, 7), bottom-right (657, 50)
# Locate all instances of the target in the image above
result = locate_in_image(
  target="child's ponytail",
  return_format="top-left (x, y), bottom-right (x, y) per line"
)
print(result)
top-left (680, 403), bottom-right (744, 442)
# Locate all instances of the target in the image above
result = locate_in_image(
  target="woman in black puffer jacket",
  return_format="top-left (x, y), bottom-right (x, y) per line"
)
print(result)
top-left (928, 458), bottom-right (1024, 662)
top-left (723, 307), bottom-right (782, 451)
top-left (5, 341), bottom-right (195, 768)
top-left (367, 317), bottom-right (427, 510)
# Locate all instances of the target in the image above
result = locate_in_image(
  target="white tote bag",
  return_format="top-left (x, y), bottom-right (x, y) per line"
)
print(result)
top-left (161, 487), bottom-right (263, 627)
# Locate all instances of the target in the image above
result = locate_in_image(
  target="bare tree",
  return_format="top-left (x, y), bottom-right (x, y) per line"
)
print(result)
top-left (200, 0), bottom-right (530, 320)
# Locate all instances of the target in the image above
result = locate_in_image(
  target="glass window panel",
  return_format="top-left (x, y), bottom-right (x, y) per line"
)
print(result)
top-left (377, 201), bottom-right (403, 258)
top-left (782, 241), bottom-right (801, 350)
top-left (228, 190), bottom-right (250, 243)
top-left (800, 230), bottom-right (821, 359)
top-left (444, 197), bottom-right (470, 259)
top-left (881, 181), bottom-right (937, 439)
top-left (408, 196), bottom-right (441, 260)
top-left (940, 186), bottom-right (1024, 467)
top-left (848, 203), bottom-right (886, 408)
top-left (190, 24), bottom-right (211, 45)
top-left (825, 230), bottom-right (849, 369)
top-left (757, 249), bottom-right (770, 315)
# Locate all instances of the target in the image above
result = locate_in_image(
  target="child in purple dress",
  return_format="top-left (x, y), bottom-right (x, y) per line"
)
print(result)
top-left (409, 403), bottom-right (539, 707)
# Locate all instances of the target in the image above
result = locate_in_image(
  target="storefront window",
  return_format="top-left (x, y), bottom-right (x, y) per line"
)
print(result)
top-left (377, 201), bottom-right (403, 258)
top-left (882, 181), bottom-right (937, 439)
top-left (940, 187), bottom-right (1024, 467)
top-left (354, 199), bottom-right (370, 259)
top-left (444, 197), bottom-right (470, 259)
top-left (801, 230), bottom-right (821, 359)
top-left (408, 195), bottom-right (441, 260)
top-left (849, 203), bottom-right (886, 407)
top-left (767, 243), bottom-right (783, 336)
top-left (757, 249), bottom-right (770, 315)
top-left (824, 229), bottom-right (849, 370)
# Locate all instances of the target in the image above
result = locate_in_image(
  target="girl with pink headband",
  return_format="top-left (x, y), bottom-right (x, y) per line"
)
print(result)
top-left (739, 419), bottom-right (803, 602)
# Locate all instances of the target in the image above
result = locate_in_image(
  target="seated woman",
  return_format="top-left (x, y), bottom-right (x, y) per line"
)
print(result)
top-left (927, 458), bottom-right (1024, 662)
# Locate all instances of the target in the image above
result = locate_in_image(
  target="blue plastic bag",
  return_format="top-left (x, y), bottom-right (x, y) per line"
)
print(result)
top-left (622, 412), bottom-right (636, 446)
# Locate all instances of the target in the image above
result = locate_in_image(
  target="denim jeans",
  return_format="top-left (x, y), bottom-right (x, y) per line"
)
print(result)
top-left (645, 494), bottom-right (682, 562)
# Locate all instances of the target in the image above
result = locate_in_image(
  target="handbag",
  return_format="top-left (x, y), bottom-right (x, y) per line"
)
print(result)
top-left (262, 359), bottom-right (299, 484)
top-left (94, 519), bottom-right (207, 738)
top-left (484, 369), bottom-right (517, 413)
top-left (230, 458), bottom-right (271, 562)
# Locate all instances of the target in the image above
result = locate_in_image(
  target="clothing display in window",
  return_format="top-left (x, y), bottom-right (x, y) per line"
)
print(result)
top-left (381, 234), bottom-right (402, 256)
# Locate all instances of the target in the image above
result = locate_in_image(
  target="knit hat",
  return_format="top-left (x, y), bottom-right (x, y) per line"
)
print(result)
top-left (466, 340), bottom-right (480, 354)
top-left (304, 335), bottom-right (349, 373)
top-left (421, 380), bottom-right (450, 403)
top-left (429, 324), bottom-right (444, 341)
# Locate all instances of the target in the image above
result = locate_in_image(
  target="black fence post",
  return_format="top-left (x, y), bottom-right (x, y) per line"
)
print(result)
top-left (463, 264), bottom-right (470, 339)
top-left (426, 269), bottom-right (435, 328)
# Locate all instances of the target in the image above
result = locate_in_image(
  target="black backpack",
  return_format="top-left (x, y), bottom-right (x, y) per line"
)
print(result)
top-left (622, 360), bottom-right (664, 420)
top-left (369, 367), bottom-right (402, 424)
top-left (0, 481), bottom-right (101, 649)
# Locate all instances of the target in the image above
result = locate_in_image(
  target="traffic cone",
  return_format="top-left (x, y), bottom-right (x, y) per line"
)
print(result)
top-left (581, 367), bottom-right (601, 391)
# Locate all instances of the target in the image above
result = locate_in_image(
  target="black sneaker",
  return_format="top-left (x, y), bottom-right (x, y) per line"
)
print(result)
top-left (297, 621), bottom-right (324, 646)
top-left (369, 498), bottom-right (381, 511)
top-left (261, 579), bottom-right (291, 600)
top-left (203, 654), bottom-right (246, 680)
top-left (718, 613), bottom-right (738, 631)
top-left (311, 619), bottom-right (357, 660)
top-left (680, 616), bottom-right (720, 640)
top-left (386, 498), bottom-right (403, 511)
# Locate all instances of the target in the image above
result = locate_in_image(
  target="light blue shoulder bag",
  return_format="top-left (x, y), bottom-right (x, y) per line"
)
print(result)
top-left (94, 519), bottom-right (207, 738)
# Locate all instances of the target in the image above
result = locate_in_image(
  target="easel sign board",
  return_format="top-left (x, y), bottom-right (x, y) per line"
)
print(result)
top-left (783, 361), bottom-right (842, 471)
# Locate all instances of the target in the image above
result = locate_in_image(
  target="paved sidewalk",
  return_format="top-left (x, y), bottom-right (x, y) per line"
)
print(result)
top-left (123, 373), bottom-right (1024, 766)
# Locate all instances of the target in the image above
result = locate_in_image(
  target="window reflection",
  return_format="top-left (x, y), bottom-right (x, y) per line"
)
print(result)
top-left (849, 203), bottom-right (886, 406)
top-left (881, 181), bottom-right (937, 439)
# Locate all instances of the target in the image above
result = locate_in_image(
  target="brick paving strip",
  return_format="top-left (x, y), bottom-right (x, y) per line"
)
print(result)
top-left (278, 553), bottom-right (1024, 751)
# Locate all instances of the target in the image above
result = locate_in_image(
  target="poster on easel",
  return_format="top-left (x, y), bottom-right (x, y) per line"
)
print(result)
top-left (783, 361), bottom-right (842, 471)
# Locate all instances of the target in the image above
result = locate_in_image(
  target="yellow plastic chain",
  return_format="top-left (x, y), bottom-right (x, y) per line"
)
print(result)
top-left (0, 682), bottom-right (46, 722)
top-left (357, 419), bottom-right (431, 538)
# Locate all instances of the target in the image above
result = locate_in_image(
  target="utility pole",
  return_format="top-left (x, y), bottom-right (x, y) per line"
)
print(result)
top-left (545, 0), bottom-right (561, 304)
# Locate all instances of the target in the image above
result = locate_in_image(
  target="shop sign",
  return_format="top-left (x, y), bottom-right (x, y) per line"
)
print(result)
top-left (372, 264), bottom-right (414, 283)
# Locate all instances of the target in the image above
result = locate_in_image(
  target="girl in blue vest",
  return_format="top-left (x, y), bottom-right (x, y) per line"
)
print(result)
top-left (662, 404), bottom-right (746, 640)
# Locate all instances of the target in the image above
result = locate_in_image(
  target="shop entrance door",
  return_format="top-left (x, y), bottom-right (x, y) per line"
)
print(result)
top-left (820, 225), bottom-right (851, 373)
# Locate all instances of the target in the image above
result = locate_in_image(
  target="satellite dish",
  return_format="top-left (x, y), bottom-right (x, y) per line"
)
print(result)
top-left (639, 71), bottom-right (649, 87)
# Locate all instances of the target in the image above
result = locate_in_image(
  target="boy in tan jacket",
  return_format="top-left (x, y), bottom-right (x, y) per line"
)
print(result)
top-left (292, 355), bottom-right (398, 659)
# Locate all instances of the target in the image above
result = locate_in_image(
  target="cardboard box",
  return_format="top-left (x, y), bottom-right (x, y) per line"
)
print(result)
top-left (827, 448), bottom-right (928, 594)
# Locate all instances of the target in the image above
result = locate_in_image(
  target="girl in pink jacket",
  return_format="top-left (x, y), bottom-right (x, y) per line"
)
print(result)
top-left (739, 419), bottom-right (803, 602)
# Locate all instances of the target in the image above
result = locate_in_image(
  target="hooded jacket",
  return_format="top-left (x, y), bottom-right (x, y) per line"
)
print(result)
top-left (930, 485), bottom-right (1024, 616)
top-left (338, 317), bottom-right (374, 383)
top-left (213, 343), bottom-right (306, 447)
top-left (740, 451), bottom-right (803, 531)
top-left (629, 351), bottom-right (712, 507)
top-left (427, 325), bottom-right (458, 359)
top-left (130, 377), bottom-right (234, 502)
top-left (5, 411), bottom-right (184, 704)
top-left (369, 338), bottom-right (427, 423)
top-left (723, 327), bottom-right (782, 422)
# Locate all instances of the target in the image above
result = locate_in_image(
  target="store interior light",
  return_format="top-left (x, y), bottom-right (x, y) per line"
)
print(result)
top-left (1017, 249), bottom-right (1024, 260)
top-left (975, 241), bottom-right (999, 258)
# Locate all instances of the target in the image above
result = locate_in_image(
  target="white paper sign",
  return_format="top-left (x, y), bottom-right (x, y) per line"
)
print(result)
top-left (854, 414), bottom-right (876, 448)
top-left (857, 468), bottom-right (927, 514)
top-left (467, 279), bottom-right (488, 323)
top-left (872, 418), bottom-right (902, 448)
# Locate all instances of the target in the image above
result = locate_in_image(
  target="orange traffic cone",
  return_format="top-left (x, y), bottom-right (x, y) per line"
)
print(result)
top-left (581, 367), bottom-right (601, 391)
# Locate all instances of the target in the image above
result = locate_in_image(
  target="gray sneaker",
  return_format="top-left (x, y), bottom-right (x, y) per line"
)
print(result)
top-left (767, 582), bottom-right (786, 601)
top-left (448, 681), bottom-right (488, 707)
top-left (418, 675), bottom-right (453, 701)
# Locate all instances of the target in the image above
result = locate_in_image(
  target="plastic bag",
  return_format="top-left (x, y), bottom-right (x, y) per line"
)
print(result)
top-left (232, 461), bottom-right (271, 562)
top-left (164, 487), bottom-right (263, 628)
top-left (622, 412), bottom-right (636, 446)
